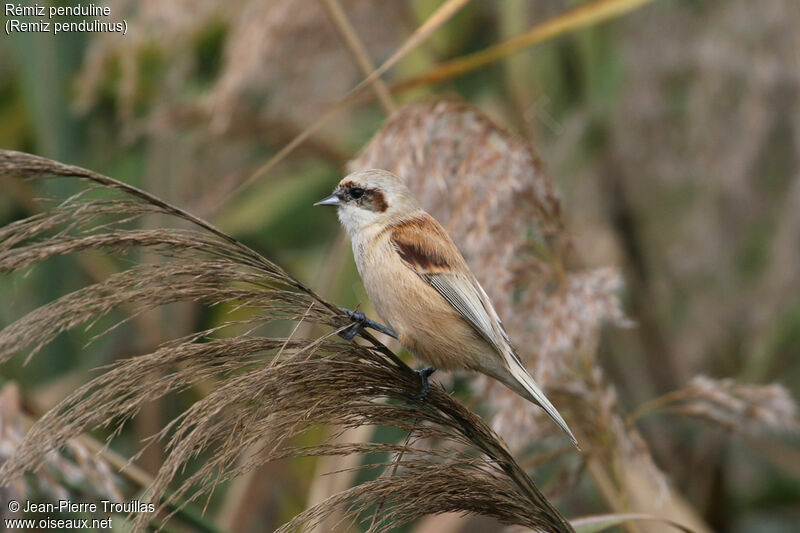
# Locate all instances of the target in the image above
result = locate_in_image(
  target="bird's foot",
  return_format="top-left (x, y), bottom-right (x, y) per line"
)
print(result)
top-left (409, 367), bottom-right (436, 400)
top-left (339, 307), bottom-right (398, 340)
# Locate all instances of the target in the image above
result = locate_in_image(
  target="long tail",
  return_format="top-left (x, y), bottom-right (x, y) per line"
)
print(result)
top-left (500, 356), bottom-right (579, 449)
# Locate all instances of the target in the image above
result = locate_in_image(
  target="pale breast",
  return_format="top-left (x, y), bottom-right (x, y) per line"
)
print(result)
top-left (352, 232), bottom-right (489, 371)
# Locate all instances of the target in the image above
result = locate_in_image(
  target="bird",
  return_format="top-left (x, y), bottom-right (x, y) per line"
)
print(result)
top-left (314, 169), bottom-right (578, 448)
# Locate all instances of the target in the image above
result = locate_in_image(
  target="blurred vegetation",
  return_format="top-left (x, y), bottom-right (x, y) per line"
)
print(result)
top-left (1, 0), bottom-right (799, 532)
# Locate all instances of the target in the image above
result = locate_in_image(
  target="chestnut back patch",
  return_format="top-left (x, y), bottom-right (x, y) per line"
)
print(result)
top-left (394, 240), bottom-right (450, 270)
top-left (388, 216), bottom-right (455, 272)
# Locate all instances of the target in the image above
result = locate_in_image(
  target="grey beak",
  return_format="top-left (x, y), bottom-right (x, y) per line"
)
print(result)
top-left (314, 193), bottom-right (341, 207)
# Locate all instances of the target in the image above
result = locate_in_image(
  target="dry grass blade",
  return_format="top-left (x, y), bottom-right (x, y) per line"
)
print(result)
top-left (215, 0), bottom-right (470, 212)
top-left (568, 513), bottom-right (695, 533)
top-left (510, 512), bottom-right (697, 533)
top-left (0, 150), bottom-right (573, 532)
top-left (392, 0), bottom-right (657, 92)
top-left (347, 0), bottom-right (471, 97)
top-left (319, 0), bottom-right (396, 113)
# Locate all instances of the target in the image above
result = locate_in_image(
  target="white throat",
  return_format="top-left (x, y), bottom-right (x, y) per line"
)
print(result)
top-left (337, 204), bottom-right (383, 237)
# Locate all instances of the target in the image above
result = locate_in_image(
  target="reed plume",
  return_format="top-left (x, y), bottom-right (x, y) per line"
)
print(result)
top-left (632, 375), bottom-right (799, 435)
top-left (0, 149), bottom-right (574, 532)
top-left (0, 383), bottom-right (122, 516)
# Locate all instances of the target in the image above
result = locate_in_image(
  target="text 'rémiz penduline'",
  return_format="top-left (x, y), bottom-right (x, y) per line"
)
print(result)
top-left (4, 3), bottom-right (127, 35)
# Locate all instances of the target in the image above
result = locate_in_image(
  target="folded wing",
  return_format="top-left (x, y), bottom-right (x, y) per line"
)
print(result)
top-left (389, 214), bottom-right (578, 447)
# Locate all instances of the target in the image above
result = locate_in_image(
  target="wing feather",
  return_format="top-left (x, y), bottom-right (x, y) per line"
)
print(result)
top-left (425, 273), bottom-right (508, 355)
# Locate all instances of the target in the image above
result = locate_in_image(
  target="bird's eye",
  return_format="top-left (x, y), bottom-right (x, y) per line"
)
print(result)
top-left (350, 187), bottom-right (365, 200)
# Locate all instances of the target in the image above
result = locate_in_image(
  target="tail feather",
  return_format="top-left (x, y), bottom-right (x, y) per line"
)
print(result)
top-left (503, 357), bottom-right (579, 449)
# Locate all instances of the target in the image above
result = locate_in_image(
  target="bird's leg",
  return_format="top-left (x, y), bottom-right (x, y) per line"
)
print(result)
top-left (339, 307), bottom-right (398, 340)
top-left (409, 367), bottom-right (436, 400)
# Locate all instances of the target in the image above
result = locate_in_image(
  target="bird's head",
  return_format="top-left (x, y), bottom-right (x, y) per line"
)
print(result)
top-left (314, 169), bottom-right (420, 235)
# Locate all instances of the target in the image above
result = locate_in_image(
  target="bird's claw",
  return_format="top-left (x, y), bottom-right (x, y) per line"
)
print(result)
top-left (409, 367), bottom-right (436, 400)
top-left (339, 307), bottom-right (398, 340)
